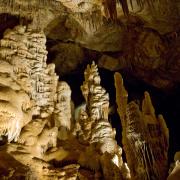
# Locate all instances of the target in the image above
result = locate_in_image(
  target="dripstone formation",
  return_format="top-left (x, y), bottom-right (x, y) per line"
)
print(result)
top-left (0, 25), bottom-right (178, 180)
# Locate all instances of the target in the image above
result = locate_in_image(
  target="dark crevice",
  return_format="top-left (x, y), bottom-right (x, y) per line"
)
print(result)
top-left (0, 13), bottom-right (32, 39)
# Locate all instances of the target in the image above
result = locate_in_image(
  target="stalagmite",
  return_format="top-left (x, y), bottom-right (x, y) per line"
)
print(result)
top-left (77, 61), bottom-right (113, 145)
top-left (0, 20), bottom-right (175, 180)
top-left (0, 25), bottom-right (78, 179)
top-left (114, 72), bottom-right (169, 180)
top-left (75, 62), bottom-right (130, 179)
top-left (114, 72), bottom-right (128, 126)
top-left (0, 0), bottom-right (178, 179)
top-left (168, 152), bottom-right (180, 180)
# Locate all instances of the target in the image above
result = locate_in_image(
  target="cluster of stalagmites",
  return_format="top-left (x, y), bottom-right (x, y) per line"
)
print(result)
top-left (73, 62), bottom-right (130, 179)
top-left (114, 72), bottom-right (170, 180)
top-left (0, 25), bottom-right (177, 180)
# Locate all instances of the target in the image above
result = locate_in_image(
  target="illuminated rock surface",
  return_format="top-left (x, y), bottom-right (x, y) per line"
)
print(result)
top-left (0, 1), bottom-right (179, 179)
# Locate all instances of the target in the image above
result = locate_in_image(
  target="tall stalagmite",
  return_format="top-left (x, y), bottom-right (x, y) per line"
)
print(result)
top-left (114, 72), bottom-right (169, 180)
top-left (0, 25), bottom-right (79, 179)
top-left (75, 62), bottom-right (131, 179)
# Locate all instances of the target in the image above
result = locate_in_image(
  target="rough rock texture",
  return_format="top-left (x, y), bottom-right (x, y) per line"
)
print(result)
top-left (0, 0), bottom-right (179, 175)
top-left (43, 5), bottom-right (180, 90)
top-left (49, 42), bottom-right (85, 76)
top-left (0, 0), bottom-right (67, 29)
top-left (54, 81), bottom-right (72, 140)
top-left (167, 152), bottom-right (180, 180)
top-left (0, 26), bottom-right (37, 142)
top-left (114, 72), bottom-right (169, 180)
top-left (74, 62), bottom-right (130, 179)
top-left (0, 25), bottom-right (78, 179)
top-left (41, 1), bottom-right (180, 90)
top-left (168, 161), bottom-right (180, 180)
top-left (76, 61), bottom-right (111, 145)
top-left (0, 25), bottom-right (59, 119)
top-left (17, 118), bottom-right (47, 146)
top-left (2, 0), bottom-right (175, 91)
top-left (0, 26), bottom-right (131, 180)
top-left (98, 26), bottom-right (180, 89)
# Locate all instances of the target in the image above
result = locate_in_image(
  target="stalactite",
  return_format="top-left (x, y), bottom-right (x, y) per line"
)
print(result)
top-left (103, 0), bottom-right (118, 20)
top-left (103, 0), bottom-right (169, 19)
top-left (118, 0), bottom-right (129, 16)
top-left (0, 0), bottom-right (63, 25)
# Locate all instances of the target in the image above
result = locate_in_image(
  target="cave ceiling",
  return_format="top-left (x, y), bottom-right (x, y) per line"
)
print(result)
top-left (0, 0), bottom-right (179, 89)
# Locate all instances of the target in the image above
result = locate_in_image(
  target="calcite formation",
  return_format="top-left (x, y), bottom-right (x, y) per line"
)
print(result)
top-left (74, 62), bottom-right (130, 179)
top-left (77, 61), bottom-right (112, 145)
top-left (0, 26), bottom-right (35, 142)
top-left (0, 25), bottom-right (58, 118)
top-left (54, 81), bottom-right (72, 140)
top-left (114, 72), bottom-right (169, 180)
top-left (0, 87), bottom-right (32, 142)
top-left (0, 25), bottom-right (77, 179)
top-left (0, 25), bottom-right (60, 146)
top-left (0, 23), bottom-right (175, 179)
top-left (168, 151), bottom-right (180, 180)
top-left (17, 118), bottom-right (48, 146)
top-left (0, 25), bottom-right (131, 179)
top-left (167, 151), bottom-right (180, 180)
top-left (168, 161), bottom-right (180, 180)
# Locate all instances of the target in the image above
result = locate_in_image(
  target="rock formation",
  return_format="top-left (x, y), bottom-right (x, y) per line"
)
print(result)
top-left (17, 118), bottom-right (47, 146)
top-left (0, 10), bottom-right (178, 179)
top-left (76, 61), bottom-right (112, 144)
top-left (168, 151), bottom-right (180, 180)
top-left (49, 42), bottom-right (85, 76)
top-left (74, 62), bottom-right (130, 179)
top-left (114, 72), bottom-right (169, 180)
top-left (97, 25), bottom-right (180, 89)
top-left (0, 26), bottom-right (35, 142)
top-left (0, 26), bottom-right (132, 180)
top-left (0, 1), bottom-right (179, 90)
top-left (0, 25), bottom-right (77, 179)
top-left (0, 24), bottom-right (59, 119)
top-left (54, 81), bottom-right (72, 140)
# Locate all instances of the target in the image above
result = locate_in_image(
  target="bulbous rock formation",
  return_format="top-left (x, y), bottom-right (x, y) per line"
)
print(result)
top-left (0, 25), bottom-right (76, 179)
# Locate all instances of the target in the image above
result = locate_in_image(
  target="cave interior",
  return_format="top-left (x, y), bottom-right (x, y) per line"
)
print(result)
top-left (0, 0), bottom-right (179, 179)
